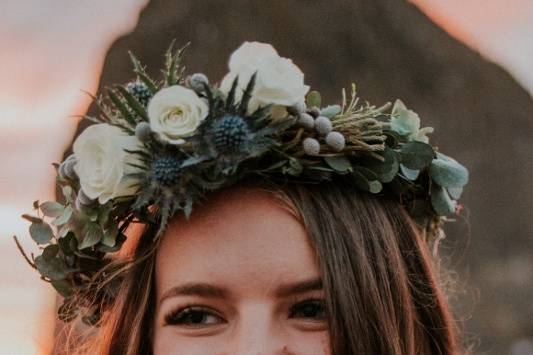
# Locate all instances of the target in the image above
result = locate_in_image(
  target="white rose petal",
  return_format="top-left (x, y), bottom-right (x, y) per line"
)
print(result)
top-left (148, 85), bottom-right (208, 145)
top-left (219, 41), bottom-right (309, 114)
top-left (73, 123), bottom-right (143, 204)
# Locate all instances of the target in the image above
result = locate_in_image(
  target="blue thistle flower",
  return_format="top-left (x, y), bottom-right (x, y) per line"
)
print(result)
top-left (213, 115), bottom-right (251, 154)
top-left (152, 155), bottom-right (182, 187)
top-left (126, 81), bottom-right (152, 106)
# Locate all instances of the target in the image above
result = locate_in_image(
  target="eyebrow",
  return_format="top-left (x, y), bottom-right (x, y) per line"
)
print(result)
top-left (275, 277), bottom-right (323, 297)
top-left (159, 283), bottom-right (228, 306)
top-left (159, 277), bottom-right (323, 306)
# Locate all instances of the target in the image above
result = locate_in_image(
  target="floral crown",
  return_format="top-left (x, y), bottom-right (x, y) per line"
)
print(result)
top-left (14, 41), bottom-right (469, 325)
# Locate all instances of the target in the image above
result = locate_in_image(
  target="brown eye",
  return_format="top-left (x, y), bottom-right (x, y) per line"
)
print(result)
top-left (165, 306), bottom-right (225, 327)
top-left (289, 300), bottom-right (326, 321)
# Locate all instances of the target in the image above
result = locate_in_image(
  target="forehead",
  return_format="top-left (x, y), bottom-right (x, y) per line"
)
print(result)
top-left (154, 187), bottom-right (320, 296)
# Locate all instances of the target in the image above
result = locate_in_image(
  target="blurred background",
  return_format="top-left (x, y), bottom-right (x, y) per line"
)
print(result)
top-left (0, 0), bottom-right (532, 354)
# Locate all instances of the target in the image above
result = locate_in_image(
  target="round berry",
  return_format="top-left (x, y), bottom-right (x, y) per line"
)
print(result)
top-left (189, 73), bottom-right (209, 92)
top-left (315, 116), bottom-right (332, 135)
top-left (135, 122), bottom-right (152, 142)
top-left (297, 113), bottom-right (315, 129)
top-left (302, 137), bottom-right (321, 156)
top-left (325, 131), bottom-right (346, 152)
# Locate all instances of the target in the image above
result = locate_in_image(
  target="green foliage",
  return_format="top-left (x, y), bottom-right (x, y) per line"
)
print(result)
top-left (400, 141), bottom-right (434, 170)
top-left (306, 90), bottom-right (321, 108)
top-left (79, 222), bottom-right (104, 249)
top-left (431, 184), bottom-right (456, 216)
top-left (16, 42), bottom-right (470, 329)
top-left (324, 156), bottom-right (352, 172)
top-left (29, 221), bottom-right (54, 245)
top-left (320, 105), bottom-right (341, 119)
top-left (430, 153), bottom-right (469, 188)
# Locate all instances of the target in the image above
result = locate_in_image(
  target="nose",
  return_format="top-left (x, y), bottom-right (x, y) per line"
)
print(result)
top-left (230, 304), bottom-right (292, 355)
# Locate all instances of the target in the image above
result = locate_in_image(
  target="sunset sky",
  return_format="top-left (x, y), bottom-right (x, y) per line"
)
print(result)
top-left (0, 1), bottom-right (530, 353)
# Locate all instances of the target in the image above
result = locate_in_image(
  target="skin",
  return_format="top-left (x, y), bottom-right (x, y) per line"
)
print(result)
top-left (153, 186), bottom-right (331, 354)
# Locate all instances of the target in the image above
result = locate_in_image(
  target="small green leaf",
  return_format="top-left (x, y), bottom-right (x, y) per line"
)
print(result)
top-left (52, 206), bottom-right (73, 226)
top-left (324, 156), bottom-right (352, 172)
top-left (51, 280), bottom-right (73, 298)
top-left (34, 255), bottom-right (69, 281)
top-left (368, 180), bottom-right (383, 193)
top-left (42, 244), bottom-right (59, 260)
top-left (365, 147), bottom-right (399, 183)
top-left (430, 157), bottom-right (469, 188)
top-left (306, 90), bottom-right (321, 108)
top-left (62, 186), bottom-right (76, 204)
top-left (79, 222), bottom-right (103, 249)
top-left (128, 51), bottom-right (158, 93)
top-left (284, 158), bottom-right (303, 176)
top-left (58, 232), bottom-right (76, 256)
top-left (400, 164), bottom-right (420, 181)
top-left (102, 228), bottom-right (117, 247)
top-left (30, 222), bottom-right (54, 245)
top-left (431, 185), bottom-right (456, 216)
top-left (447, 186), bottom-right (463, 200)
top-left (400, 141), bottom-right (434, 170)
top-left (116, 85), bottom-right (148, 120)
top-left (40, 201), bottom-right (65, 218)
top-left (320, 105), bottom-right (341, 119)
top-left (107, 88), bottom-right (136, 126)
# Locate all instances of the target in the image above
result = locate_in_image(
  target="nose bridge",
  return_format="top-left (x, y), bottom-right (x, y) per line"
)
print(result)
top-left (231, 301), bottom-right (286, 355)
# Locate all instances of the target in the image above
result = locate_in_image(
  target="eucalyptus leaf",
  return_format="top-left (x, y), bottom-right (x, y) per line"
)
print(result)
top-left (368, 180), bottom-right (383, 193)
top-left (79, 222), bottom-right (103, 249)
top-left (58, 232), bottom-right (76, 256)
top-left (40, 201), bottom-right (65, 218)
top-left (30, 221), bottom-right (54, 245)
top-left (431, 185), bottom-right (456, 216)
top-left (364, 147), bottom-right (399, 183)
top-left (430, 157), bottom-right (469, 188)
top-left (284, 158), bottom-right (303, 176)
top-left (447, 186), bottom-right (463, 200)
top-left (34, 255), bottom-right (69, 281)
top-left (400, 164), bottom-right (420, 181)
top-left (320, 105), bottom-right (341, 119)
top-left (52, 206), bottom-right (73, 226)
top-left (324, 156), bottom-right (352, 172)
top-left (350, 170), bottom-right (371, 192)
top-left (51, 279), bottom-right (73, 298)
top-left (400, 141), bottom-right (434, 169)
top-left (306, 90), bottom-right (321, 108)
top-left (42, 245), bottom-right (59, 260)
top-left (62, 185), bottom-right (76, 204)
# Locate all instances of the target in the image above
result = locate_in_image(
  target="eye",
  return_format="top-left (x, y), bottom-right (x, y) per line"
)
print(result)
top-left (289, 299), bottom-right (326, 321)
top-left (164, 306), bottom-right (226, 327)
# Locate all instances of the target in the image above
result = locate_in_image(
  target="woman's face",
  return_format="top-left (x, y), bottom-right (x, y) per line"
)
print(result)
top-left (153, 187), bottom-right (330, 354)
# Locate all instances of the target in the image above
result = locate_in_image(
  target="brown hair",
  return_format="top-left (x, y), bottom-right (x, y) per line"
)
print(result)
top-left (59, 176), bottom-right (467, 354)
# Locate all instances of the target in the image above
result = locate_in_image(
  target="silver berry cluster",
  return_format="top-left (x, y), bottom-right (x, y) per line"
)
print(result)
top-left (291, 104), bottom-right (346, 155)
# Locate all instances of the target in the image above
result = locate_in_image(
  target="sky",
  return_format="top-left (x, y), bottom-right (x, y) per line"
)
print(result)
top-left (0, 0), bottom-right (531, 353)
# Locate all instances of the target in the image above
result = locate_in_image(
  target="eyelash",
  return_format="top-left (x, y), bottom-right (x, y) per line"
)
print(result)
top-left (164, 298), bottom-right (327, 327)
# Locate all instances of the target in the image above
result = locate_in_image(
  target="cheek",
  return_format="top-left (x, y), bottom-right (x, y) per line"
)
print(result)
top-left (152, 328), bottom-right (331, 355)
top-left (152, 329), bottom-right (223, 355)
top-left (286, 330), bottom-right (331, 355)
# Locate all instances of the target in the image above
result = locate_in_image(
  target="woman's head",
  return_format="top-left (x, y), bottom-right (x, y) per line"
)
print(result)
top-left (67, 176), bottom-right (463, 355)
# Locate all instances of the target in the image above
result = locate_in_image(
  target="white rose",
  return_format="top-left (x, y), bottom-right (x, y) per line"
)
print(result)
top-left (147, 85), bottom-right (208, 144)
top-left (219, 41), bottom-right (309, 113)
top-left (73, 123), bottom-right (143, 204)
